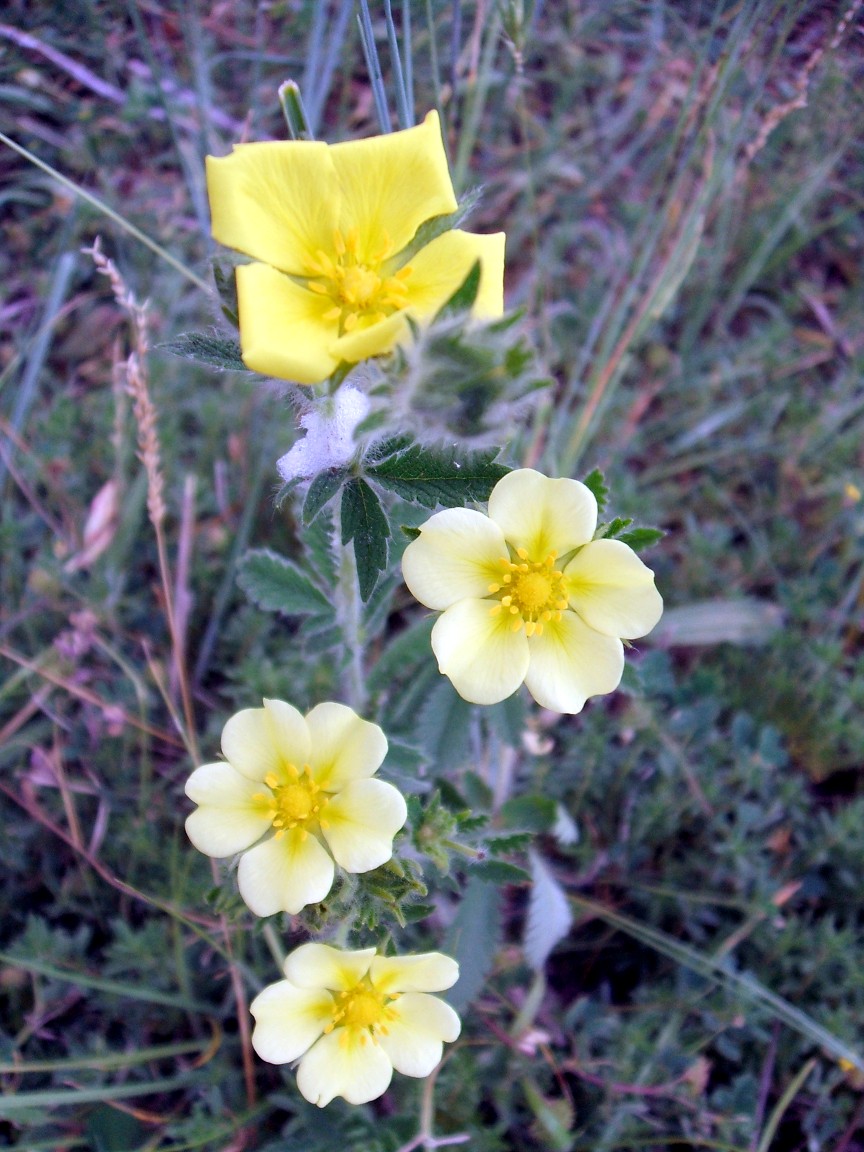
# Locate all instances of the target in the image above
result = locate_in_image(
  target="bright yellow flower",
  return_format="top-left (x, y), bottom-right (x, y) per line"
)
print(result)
top-left (401, 468), bottom-right (663, 713)
top-left (206, 110), bottom-right (505, 384)
top-left (185, 700), bottom-right (406, 916)
top-left (250, 942), bottom-right (461, 1107)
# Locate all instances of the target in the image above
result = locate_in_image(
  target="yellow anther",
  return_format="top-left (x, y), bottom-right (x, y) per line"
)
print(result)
top-left (517, 547), bottom-right (529, 560)
top-left (332, 228), bottom-right (346, 257)
top-left (488, 583), bottom-right (500, 593)
top-left (264, 772), bottom-right (280, 789)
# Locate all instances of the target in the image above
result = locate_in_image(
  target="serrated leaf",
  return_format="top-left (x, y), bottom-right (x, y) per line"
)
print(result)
top-left (368, 442), bottom-right (508, 509)
top-left (303, 468), bottom-right (348, 525)
top-left (600, 516), bottom-right (633, 538)
top-left (582, 467), bottom-right (609, 514)
top-left (616, 526), bottom-right (665, 551)
top-left (340, 479), bottom-right (390, 601)
top-left (434, 260), bottom-right (481, 321)
top-left (486, 832), bottom-right (534, 854)
top-left (472, 859), bottom-right (530, 884)
top-left (524, 851), bottom-right (573, 971)
top-left (159, 330), bottom-right (249, 372)
top-left (443, 875), bottom-right (502, 1012)
top-left (401, 902), bottom-right (437, 923)
top-left (237, 549), bottom-right (332, 616)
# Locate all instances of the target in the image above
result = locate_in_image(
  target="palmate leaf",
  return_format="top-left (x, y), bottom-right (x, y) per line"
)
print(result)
top-left (340, 478), bottom-right (389, 601)
top-left (367, 442), bottom-right (508, 509)
top-left (159, 330), bottom-right (249, 372)
top-left (236, 549), bottom-right (332, 617)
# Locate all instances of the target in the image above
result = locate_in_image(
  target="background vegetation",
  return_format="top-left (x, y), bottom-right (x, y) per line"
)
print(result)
top-left (2, 1), bottom-right (864, 1148)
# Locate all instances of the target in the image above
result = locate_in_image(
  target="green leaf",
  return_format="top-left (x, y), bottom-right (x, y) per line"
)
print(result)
top-left (340, 479), bottom-right (390, 601)
top-left (368, 442), bottom-right (508, 509)
top-left (159, 330), bottom-right (248, 372)
top-left (237, 549), bottom-right (332, 616)
top-left (581, 467), bottom-right (609, 513)
top-left (472, 859), bottom-right (531, 884)
top-left (499, 794), bottom-right (557, 832)
top-left (303, 468), bottom-right (348, 525)
top-left (616, 526), bottom-right (665, 551)
top-left (434, 259), bottom-right (481, 321)
top-left (443, 875), bottom-right (503, 1012)
top-left (599, 516), bottom-right (633, 538)
top-left (416, 679), bottom-right (474, 772)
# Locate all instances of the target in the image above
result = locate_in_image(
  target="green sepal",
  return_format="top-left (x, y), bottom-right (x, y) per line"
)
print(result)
top-left (434, 259), bottom-right (481, 321)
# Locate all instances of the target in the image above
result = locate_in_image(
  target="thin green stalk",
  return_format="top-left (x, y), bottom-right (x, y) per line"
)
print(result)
top-left (358, 0), bottom-right (392, 132)
top-left (0, 1073), bottom-right (198, 1113)
top-left (755, 1058), bottom-right (817, 1152)
top-left (333, 502), bottom-right (367, 713)
top-left (0, 132), bottom-right (211, 294)
top-left (569, 893), bottom-right (864, 1073)
top-left (452, 7), bottom-right (502, 194)
top-left (384, 0), bottom-right (413, 128)
top-left (0, 1038), bottom-right (212, 1075)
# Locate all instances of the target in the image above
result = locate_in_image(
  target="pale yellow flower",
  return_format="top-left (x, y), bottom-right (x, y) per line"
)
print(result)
top-left (206, 110), bottom-right (505, 384)
top-left (401, 468), bottom-right (663, 713)
top-left (185, 700), bottom-right (406, 916)
top-left (250, 942), bottom-right (461, 1107)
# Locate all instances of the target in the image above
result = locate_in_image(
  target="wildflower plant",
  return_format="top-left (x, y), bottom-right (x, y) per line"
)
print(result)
top-left (157, 47), bottom-right (674, 1122)
top-left (9, 2), bottom-right (863, 1148)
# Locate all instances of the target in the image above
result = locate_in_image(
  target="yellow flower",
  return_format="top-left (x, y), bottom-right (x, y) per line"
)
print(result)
top-left (250, 942), bottom-right (461, 1107)
top-left (206, 110), bottom-right (505, 384)
top-left (401, 468), bottom-right (663, 713)
top-left (184, 700), bottom-right (406, 916)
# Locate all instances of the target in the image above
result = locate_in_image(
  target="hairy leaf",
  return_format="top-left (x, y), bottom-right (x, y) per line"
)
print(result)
top-left (340, 478), bottom-right (389, 601)
top-left (302, 468), bottom-right (348, 525)
top-left (159, 330), bottom-right (248, 372)
top-left (368, 442), bottom-right (508, 509)
top-left (237, 549), bottom-right (331, 616)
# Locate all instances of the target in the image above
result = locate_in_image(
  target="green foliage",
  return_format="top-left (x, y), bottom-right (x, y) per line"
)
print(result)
top-left (159, 330), bottom-right (248, 371)
top-left (236, 548), bottom-right (333, 617)
top-left (3, 0), bottom-right (864, 1148)
top-left (367, 440), bottom-right (508, 508)
top-left (340, 477), bottom-right (390, 601)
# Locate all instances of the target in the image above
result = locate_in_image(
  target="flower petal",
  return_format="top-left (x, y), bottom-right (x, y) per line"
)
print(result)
top-left (331, 110), bottom-right (457, 264)
top-left (236, 830), bottom-right (334, 916)
top-left (330, 310), bottom-right (411, 366)
top-left (184, 761), bottom-right (272, 857)
top-left (322, 779), bottom-right (407, 872)
top-left (284, 942), bottom-right (376, 991)
top-left (250, 979), bottom-right (333, 1064)
top-left (403, 229), bottom-right (506, 322)
top-left (488, 469), bottom-right (597, 560)
top-left (304, 702), bottom-right (388, 791)
top-left (220, 706), bottom-right (280, 781)
top-left (401, 508), bottom-right (508, 611)
top-left (431, 598), bottom-right (530, 705)
top-left (370, 952), bottom-right (459, 994)
top-left (206, 141), bottom-right (339, 273)
top-left (378, 992), bottom-right (461, 1078)
top-left (296, 1028), bottom-right (393, 1107)
top-left (235, 262), bottom-right (340, 385)
top-left (262, 698), bottom-right (311, 768)
top-left (524, 611), bottom-right (624, 714)
top-left (564, 539), bottom-right (663, 639)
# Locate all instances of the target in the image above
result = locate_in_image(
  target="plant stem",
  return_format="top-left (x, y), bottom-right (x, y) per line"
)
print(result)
top-left (332, 501), bottom-right (367, 712)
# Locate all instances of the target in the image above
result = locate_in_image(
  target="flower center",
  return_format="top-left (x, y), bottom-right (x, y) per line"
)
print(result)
top-left (252, 766), bottom-right (330, 840)
top-left (488, 549), bottom-right (569, 637)
top-left (306, 227), bottom-right (412, 335)
top-left (325, 979), bottom-right (401, 1048)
